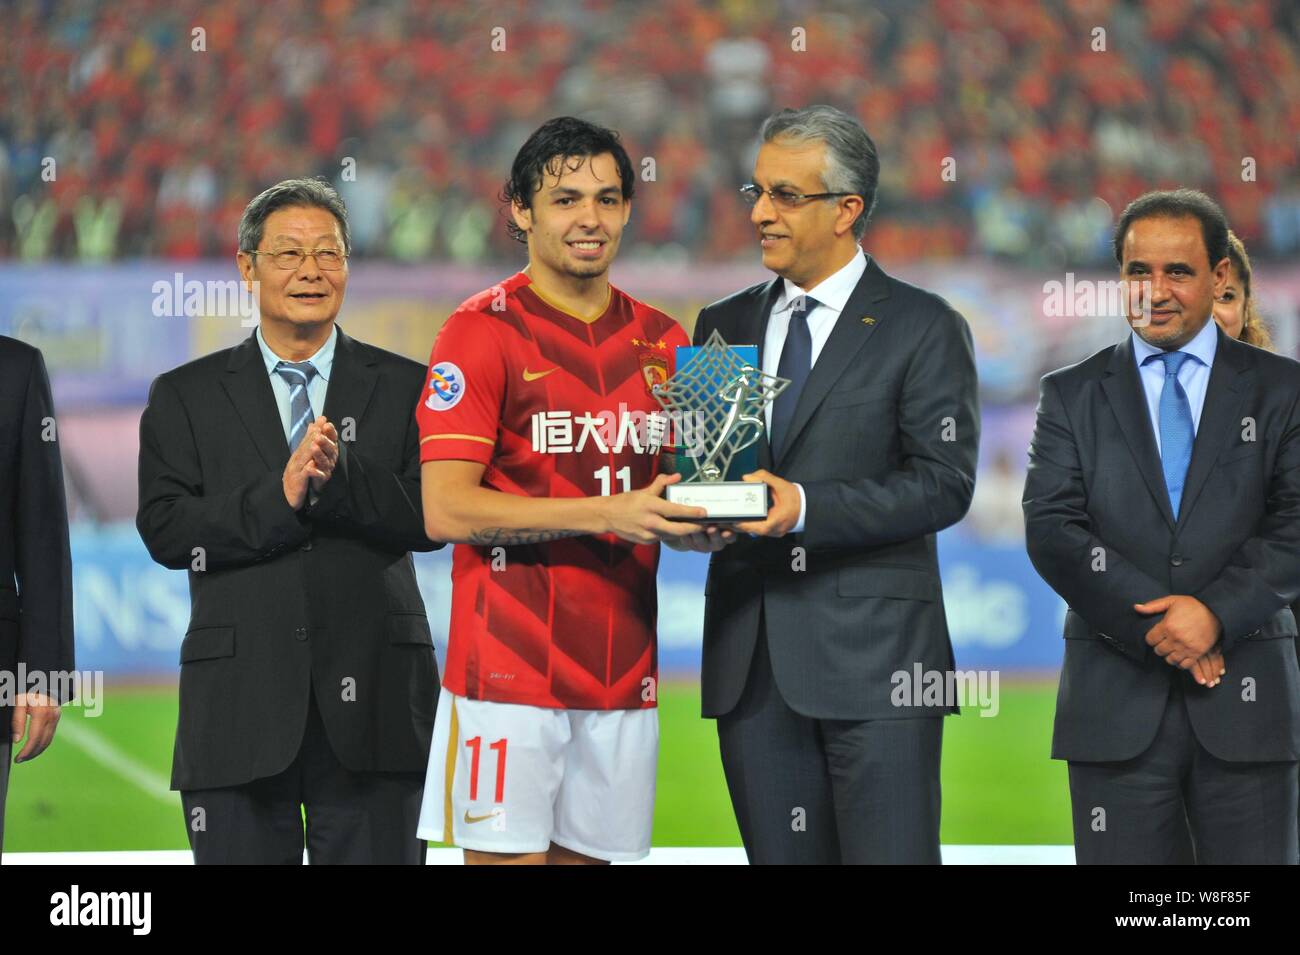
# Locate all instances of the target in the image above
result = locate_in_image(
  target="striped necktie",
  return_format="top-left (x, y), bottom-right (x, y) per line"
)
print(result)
top-left (274, 360), bottom-right (318, 450)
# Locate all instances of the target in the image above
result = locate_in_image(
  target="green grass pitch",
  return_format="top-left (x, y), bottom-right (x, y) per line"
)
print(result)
top-left (3, 679), bottom-right (1071, 852)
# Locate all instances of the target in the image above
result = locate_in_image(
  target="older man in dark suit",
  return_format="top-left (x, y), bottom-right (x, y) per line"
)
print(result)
top-left (1024, 189), bottom-right (1300, 864)
top-left (137, 178), bottom-right (440, 864)
top-left (675, 106), bottom-right (979, 864)
top-left (0, 337), bottom-right (74, 860)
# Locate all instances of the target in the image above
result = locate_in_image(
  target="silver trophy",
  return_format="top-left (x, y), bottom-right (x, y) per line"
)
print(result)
top-left (651, 329), bottom-right (790, 521)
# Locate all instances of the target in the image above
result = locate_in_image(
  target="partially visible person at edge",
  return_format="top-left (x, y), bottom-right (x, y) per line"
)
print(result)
top-left (1210, 228), bottom-right (1298, 854)
top-left (1211, 230), bottom-right (1273, 349)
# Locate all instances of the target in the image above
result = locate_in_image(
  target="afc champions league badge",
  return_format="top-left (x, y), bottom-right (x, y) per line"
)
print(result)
top-left (425, 361), bottom-right (465, 411)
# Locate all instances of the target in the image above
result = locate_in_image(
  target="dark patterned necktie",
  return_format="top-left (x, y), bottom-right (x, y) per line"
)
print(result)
top-left (770, 295), bottom-right (819, 456)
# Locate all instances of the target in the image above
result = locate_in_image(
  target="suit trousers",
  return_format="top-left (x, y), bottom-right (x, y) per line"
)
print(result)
top-left (181, 685), bottom-right (426, 864)
top-left (1068, 677), bottom-right (1299, 864)
top-left (716, 617), bottom-right (944, 864)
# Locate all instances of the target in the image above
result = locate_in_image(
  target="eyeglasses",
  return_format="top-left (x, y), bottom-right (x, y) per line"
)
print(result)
top-left (739, 184), bottom-right (858, 208)
top-left (250, 248), bottom-right (348, 270)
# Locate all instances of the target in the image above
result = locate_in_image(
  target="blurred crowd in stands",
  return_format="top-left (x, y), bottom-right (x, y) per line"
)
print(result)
top-left (2, 0), bottom-right (1298, 265)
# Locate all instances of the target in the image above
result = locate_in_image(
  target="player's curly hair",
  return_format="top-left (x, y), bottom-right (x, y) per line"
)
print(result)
top-left (502, 117), bottom-right (635, 244)
top-left (1224, 230), bottom-right (1274, 350)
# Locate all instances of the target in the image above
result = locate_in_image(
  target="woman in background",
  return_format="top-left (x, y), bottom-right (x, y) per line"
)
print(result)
top-left (1212, 230), bottom-right (1273, 348)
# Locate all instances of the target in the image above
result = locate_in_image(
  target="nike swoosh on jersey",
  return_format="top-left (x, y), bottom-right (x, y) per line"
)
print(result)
top-left (522, 367), bottom-right (558, 381)
top-left (464, 809), bottom-right (499, 824)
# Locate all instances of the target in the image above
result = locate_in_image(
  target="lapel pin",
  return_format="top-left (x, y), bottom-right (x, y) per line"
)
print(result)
top-left (861, 316), bottom-right (876, 325)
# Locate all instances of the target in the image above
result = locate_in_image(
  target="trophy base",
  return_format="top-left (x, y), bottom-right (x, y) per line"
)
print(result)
top-left (666, 481), bottom-right (769, 522)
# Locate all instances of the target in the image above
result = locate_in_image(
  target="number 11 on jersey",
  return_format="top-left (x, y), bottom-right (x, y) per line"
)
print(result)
top-left (594, 465), bottom-right (631, 495)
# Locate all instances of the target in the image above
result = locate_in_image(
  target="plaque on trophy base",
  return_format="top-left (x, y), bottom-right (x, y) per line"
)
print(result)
top-left (664, 480), bottom-right (769, 521)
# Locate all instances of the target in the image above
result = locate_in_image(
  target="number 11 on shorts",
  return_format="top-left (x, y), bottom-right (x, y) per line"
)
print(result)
top-left (465, 736), bottom-right (508, 802)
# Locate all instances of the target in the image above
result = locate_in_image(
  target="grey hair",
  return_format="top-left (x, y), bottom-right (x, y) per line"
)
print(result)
top-left (238, 177), bottom-right (351, 255)
top-left (760, 105), bottom-right (878, 240)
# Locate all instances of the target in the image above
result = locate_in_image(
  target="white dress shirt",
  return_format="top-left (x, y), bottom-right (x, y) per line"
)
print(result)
top-left (761, 248), bottom-right (868, 534)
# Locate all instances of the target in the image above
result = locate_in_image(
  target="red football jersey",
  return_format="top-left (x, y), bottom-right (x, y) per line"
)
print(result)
top-left (417, 271), bottom-right (689, 710)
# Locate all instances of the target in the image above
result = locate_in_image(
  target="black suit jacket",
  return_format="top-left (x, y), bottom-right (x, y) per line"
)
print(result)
top-left (1024, 326), bottom-right (1300, 763)
top-left (694, 256), bottom-right (980, 720)
top-left (0, 337), bottom-right (75, 710)
top-left (137, 325), bottom-right (441, 790)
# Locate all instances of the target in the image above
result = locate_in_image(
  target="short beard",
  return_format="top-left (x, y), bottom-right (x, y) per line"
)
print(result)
top-left (1134, 317), bottom-right (1191, 350)
top-left (561, 259), bottom-right (609, 280)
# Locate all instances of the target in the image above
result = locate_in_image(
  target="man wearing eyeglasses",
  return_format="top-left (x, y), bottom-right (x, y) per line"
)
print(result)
top-left (137, 177), bottom-right (441, 863)
top-left (693, 106), bottom-right (980, 863)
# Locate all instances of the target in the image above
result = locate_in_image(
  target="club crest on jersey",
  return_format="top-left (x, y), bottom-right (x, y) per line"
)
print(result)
top-left (631, 343), bottom-right (665, 394)
top-left (426, 362), bottom-right (465, 410)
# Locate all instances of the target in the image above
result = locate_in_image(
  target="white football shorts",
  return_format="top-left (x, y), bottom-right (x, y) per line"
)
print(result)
top-left (416, 689), bottom-right (658, 861)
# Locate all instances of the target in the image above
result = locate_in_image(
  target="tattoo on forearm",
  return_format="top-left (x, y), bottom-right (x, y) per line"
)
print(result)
top-left (467, 528), bottom-right (586, 546)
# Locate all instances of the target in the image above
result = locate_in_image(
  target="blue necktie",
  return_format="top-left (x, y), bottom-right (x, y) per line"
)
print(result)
top-left (770, 295), bottom-right (818, 456)
top-left (274, 360), bottom-right (318, 450)
top-left (1152, 350), bottom-right (1194, 517)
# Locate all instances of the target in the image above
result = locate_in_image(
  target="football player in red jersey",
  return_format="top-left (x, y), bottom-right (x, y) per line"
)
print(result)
top-left (415, 117), bottom-right (731, 864)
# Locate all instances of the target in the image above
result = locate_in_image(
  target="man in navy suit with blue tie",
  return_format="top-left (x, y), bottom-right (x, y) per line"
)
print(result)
top-left (1024, 189), bottom-right (1300, 863)
top-left (683, 106), bottom-right (980, 863)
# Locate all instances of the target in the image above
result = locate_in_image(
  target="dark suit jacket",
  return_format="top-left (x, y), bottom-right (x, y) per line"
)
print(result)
top-left (0, 337), bottom-right (75, 711)
top-left (137, 325), bottom-right (441, 791)
top-left (694, 256), bottom-right (980, 720)
top-left (1024, 326), bottom-right (1300, 763)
